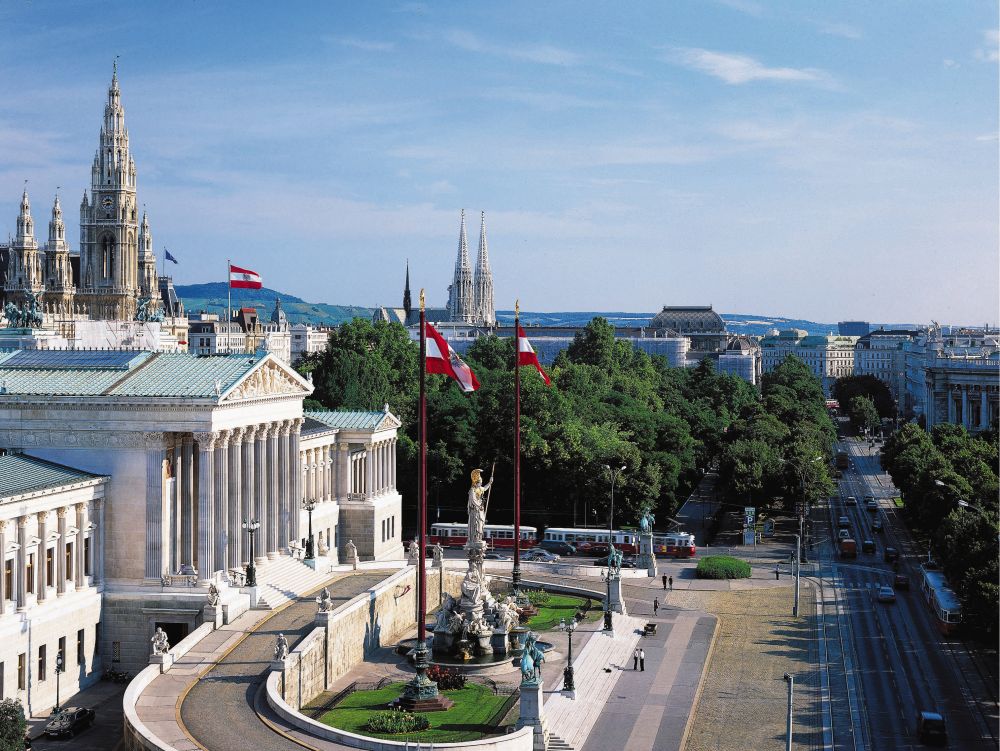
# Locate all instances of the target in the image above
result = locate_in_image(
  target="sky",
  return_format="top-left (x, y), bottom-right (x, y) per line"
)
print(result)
top-left (0, 1), bottom-right (997, 325)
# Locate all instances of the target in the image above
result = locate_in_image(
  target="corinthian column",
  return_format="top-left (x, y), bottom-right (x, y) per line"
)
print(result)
top-left (266, 423), bottom-right (280, 558)
top-left (56, 507), bottom-right (68, 596)
top-left (37, 511), bottom-right (48, 602)
top-left (242, 425), bottom-right (257, 566)
top-left (181, 435), bottom-right (195, 567)
top-left (195, 431), bottom-right (217, 583)
top-left (278, 420), bottom-right (292, 552)
top-left (214, 430), bottom-right (230, 574)
top-left (144, 433), bottom-right (167, 580)
top-left (75, 503), bottom-right (85, 590)
top-left (290, 418), bottom-right (304, 544)
top-left (254, 424), bottom-right (268, 565)
top-left (365, 444), bottom-right (374, 500)
top-left (0, 521), bottom-right (6, 615)
top-left (228, 427), bottom-right (245, 568)
top-left (16, 516), bottom-right (28, 611)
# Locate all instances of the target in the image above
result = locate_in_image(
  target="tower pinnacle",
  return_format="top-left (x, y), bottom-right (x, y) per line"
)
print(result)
top-left (447, 209), bottom-right (474, 323)
top-left (473, 211), bottom-right (495, 325)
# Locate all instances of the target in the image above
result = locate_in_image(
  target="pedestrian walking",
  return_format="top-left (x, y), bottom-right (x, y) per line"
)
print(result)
top-left (653, 597), bottom-right (659, 615)
top-left (662, 574), bottom-right (668, 590)
top-left (668, 575), bottom-right (673, 591)
top-left (633, 647), bottom-right (640, 670)
top-left (639, 648), bottom-right (646, 672)
top-left (775, 564), bottom-right (780, 580)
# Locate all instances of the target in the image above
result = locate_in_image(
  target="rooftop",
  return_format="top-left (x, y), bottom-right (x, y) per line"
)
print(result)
top-left (0, 454), bottom-right (106, 500)
top-left (305, 408), bottom-right (396, 431)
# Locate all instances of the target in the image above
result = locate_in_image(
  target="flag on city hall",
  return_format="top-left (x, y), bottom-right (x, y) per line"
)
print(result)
top-left (516, 324), bottom-right (551, 386)
top-left (424, 321), bottom-right (480, 392)
top-left (229, 263), bottom-right (262, 289)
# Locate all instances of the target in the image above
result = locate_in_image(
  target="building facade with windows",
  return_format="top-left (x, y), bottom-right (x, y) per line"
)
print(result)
top-left (761, 330), bottom-right (858, 394)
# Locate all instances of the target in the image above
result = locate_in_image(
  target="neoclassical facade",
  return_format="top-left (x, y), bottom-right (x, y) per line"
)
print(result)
top-left (0, 349), bottom-right (403, 674)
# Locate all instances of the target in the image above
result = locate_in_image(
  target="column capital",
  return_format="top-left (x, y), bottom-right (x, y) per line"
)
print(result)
top-left (230, 425), bottom-right (248, 443)
top-left (214, 429), bottom-right (231, 449)
top-left (292, 417), bottom-right (304, 431)
top-left (75, 502), bottom-right (85, 513)
top-left (18, 515), bottom-right (30, 528)
top-left (194, 431), bottom-right (217, 450)
top-left (36, 510), bottom-right (49, 523)
top-left (182, 434), bottom-right (194, 447)
top-left (256, 423), bottom-right (272, 440)
top-left (279, 418), bottom-right (293, 437)
top-left (57, 507), bottom-right (68, 519)
top-left (0, 519), bottom-right (7, 532)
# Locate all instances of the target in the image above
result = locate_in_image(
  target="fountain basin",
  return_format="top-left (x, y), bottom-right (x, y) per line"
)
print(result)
top-left (395, 638), bottom-right (555, 674)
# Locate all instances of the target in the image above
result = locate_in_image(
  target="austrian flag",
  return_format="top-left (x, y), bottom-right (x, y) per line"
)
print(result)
top-left (425, 322), bottom-right (480, 392)
top-left (517, 325), bottom-right (551, 385)
top-left (229, 263), bottom-right (262, 289)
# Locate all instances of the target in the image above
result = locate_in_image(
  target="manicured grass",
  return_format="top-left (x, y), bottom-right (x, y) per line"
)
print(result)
top-left (524, 594), bottom-right (597, 631)
top-left (892, 497), bottom-right (905, 508)
top-left (319, 681), bottom-right (509, 742)
top-left (696, 555), bottom-right (751, 580)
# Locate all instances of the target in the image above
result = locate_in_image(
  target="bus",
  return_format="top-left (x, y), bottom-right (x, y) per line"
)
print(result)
top-left (542, 527), bottom-right (640, 554)
top-left (429, 523), bottom-right (537, 550)
top-left (652, 532), bottom-right (697, 558)
top-left (919, 564), bottom-right (962, 635)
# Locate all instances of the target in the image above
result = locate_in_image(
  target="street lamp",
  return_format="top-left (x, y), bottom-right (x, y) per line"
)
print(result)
top-left (783, 673), bottom-right (794, 751)
top-left (55, 650), bottom-right (64, 713)
top-left (602, 464), bottom-right (626, 631)
top-left (558, 617), bottom-right (577, 694)
top-left (242, 519), bottom-right (260, 587)
top-left (785, 455), bottom-right (822, 564)
top-left (303, 498), bottom-right (316, 560)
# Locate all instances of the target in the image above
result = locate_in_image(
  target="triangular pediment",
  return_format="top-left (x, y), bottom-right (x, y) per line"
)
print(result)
top-left (377, 412), bottom-right (402, 431)
top-left (220, 355), bottom-right (313, 402)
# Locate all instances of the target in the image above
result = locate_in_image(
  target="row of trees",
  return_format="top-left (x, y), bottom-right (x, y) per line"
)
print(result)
top-left (832, 375), bottom-right (895, 434)
top-left (881, 423), bottom-right (999, 640)
top-left (298, 317), bottom-right (761, 531)
top-left (716, 356), bottom-right (836, 511)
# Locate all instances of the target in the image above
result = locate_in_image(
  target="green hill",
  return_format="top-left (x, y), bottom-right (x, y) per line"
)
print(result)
top-left (176, 283), bottom-right (372, 326)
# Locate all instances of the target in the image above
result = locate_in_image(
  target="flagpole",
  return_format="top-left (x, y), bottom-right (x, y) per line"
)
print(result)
top-left (513, 300), bottom-right (522, 593)
top-left (226, 258), bottom-right (232, 353)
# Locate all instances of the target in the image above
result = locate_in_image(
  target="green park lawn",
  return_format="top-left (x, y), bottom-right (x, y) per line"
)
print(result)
top-left (319, 681), bottom-right (509, 742)
top-left (524, 594), bottom-right (599, 631)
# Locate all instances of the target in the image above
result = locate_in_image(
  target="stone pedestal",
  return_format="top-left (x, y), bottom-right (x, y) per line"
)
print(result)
top-left (475, 632), bottom-right (494, 656)
top-left (491, 629), bottom-right (511, 655)
top-left (303, 555), bottom-right (331, 571)
top-left (204, 603), bottom-right (223, 629)
top-left (316, 610), bottom-right (335, 628)
top-left (608, 577), bottom-right (627, 615)
top-left (241, 585), bottom-right (259, 609)
top-left (639, 532), bottom-right (658, 577)
top-left (517, 679), bottom-right (550, 751)
top-left (149, 652), bottom-right (173, 673)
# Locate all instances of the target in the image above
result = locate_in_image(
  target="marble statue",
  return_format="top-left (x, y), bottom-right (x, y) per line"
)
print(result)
top-left (151, 627), bottom-right (170, 656)
top-left (345, 539), bottom-right (358, 569)
top-left (206, 583), bottom-right (220, 607)
top-left (520, 632), bottom-right (544, 684)
top-left (432, 542), bottom-right (444, 566)
top-left (274, 633), bottom-right (289, 660)
top-left (407, 538), bottom-right (420, 563)
top-left (316, 586), bottom-right (333, 612)
top-left (317, 531), bottom-right (329, 556)
top-left (460, 564), bottom-right (485, 605)
top-left (434, 594), bottom-right (456, 631)
top-left (467, 468), bottom-right (494, 545)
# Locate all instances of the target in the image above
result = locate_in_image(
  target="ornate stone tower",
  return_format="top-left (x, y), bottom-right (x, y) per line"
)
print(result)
top-left (137, 210), bottom-right (158, 301)
top-left (4, 189), bottom-right (44, 307)
top-left (42, 194), bottom-right (75, 315)
top-left (473, 211), bottom-right (495, 325)
top-left (78, 62), bottom-right (142, 320)
top-left (447, 209), bottom-right (474, 323)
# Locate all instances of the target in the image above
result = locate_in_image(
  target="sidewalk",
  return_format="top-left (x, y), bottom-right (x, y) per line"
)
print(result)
top-left (26, 679), bottom-right (125, 740)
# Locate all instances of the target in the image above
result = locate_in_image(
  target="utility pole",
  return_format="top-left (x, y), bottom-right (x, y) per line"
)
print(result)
top-left (783, 673), bottom-right (794, 751)
top-left (793, 534), bottom-right (801, 617)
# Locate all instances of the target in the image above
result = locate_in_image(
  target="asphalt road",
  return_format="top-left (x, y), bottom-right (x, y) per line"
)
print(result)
top-left (29, 685), bottom-right (124, 751)
top-left (825, 435), bottom-right (998, 750)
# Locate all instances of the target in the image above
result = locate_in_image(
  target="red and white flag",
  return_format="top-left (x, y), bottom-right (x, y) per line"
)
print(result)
top-left (517, 324), bottom-right (551, 386)
top-left (425, 322), bottom-right (479, 392)
top-left (229, 263), bottom-right (262, 289)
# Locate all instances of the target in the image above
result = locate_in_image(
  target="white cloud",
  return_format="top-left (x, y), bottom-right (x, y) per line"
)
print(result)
top-left (943, 59), bottom-right (960, 69)
top-left (714, 0), bottom-right (764, 17)
top-left (329, 36), bottom-right (395, 53)
top-left (667, 47), bottom-right (832, 86)
top-left (975, 29), bottom-right (999, 62)
top-left (975, 132), bottom-right (999, 142)
top-left (815, 21), bottom-right (863, 40)
top-left (444, 29), bottom-right (582, 67)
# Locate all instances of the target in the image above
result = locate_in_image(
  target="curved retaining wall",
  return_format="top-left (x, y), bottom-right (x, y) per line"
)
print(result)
top-left (483, 559), bottom-right (651, 579)
top-left (266, 671), bottom-right (534, 751)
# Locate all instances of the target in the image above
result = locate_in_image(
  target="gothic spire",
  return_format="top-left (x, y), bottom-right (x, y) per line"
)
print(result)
top-left (16, 187), bottom-right (34, 243)
top-left (403, 259), bottom-right (412, 316)
top-left (447, 209), bottom-right (474, 322)
top-left (48, 193), bottom-right (65, 246)
top-left (473, 211), bottom-right (495, 325)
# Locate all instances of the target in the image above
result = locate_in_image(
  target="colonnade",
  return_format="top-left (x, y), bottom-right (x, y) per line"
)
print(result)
top-left (928, 383), bottom-right (996, 431)
top-left (0, 500), bottom-right (99, 616)
top-left (347, 438), bottom-right (397, 500)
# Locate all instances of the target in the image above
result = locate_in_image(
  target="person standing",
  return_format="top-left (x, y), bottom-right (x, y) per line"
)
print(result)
top-left (668, 575), bottom-right (673, 591)
top-left (662, 573), bottom-right (668, 590)
top-left (775, 564), bottom-right (780, 580)
top-left (653, 597), bottom-right (659, 615)
top-left (633, 647), bottom-right (640, 670)
top-left (639, 648), bottom-right (646, 672)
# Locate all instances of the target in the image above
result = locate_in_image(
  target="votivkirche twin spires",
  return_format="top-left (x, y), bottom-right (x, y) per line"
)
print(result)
top-left (2, 62), bottom-right (160, 320)
top-left (447, 210), bottom-right (495, 326)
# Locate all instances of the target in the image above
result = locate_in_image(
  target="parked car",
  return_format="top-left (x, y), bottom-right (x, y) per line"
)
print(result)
top-left (538, 540), bottom-right (577, 556)
top-left (884, 547), bottom-right (899, 563)
top-left (525, 549), bottom-right (560, 562)
top-left (45, 707), bottom-right (96, 738)
top-left (862, 539), bottom-right (876, 554)
top-left (845, 496), bottom-right (857, 506)
top-left (873, 517), bottom-right (884, 533)
top-left (484, 552), bottom-right (511, 561)
top-left (877, 585), bottom-right (896, 603)
top-left (894, 574), bottom-right (910, 590)
top-left (577, 542), bottom-right (610, 557)
top-left (917, 711), bottom-right (947, 745)
top-left (595, 553), bottom-right (637, 568)
top-left (838, 516), bottom-right (851, 528)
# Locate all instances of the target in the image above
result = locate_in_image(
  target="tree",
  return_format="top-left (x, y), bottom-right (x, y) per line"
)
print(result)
top-left (0, 698), bottom-right (26, 751)
top-left (832, 375), bottom-right (895, 418)
top-left (847, 394), bottom-right (880, 435)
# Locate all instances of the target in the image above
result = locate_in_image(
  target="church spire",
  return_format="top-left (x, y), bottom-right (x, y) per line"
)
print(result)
top-left (16, 187), bottom-right (34, 243)
top-left (447, 209), bottom-right (474, 323)
top-left (473, 211), bottom-right (495, 325)
top-left (403, 259), bottom-right (412, 317)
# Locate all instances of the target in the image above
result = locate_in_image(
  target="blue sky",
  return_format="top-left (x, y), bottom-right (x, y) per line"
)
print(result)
top-left (1, 1), bottom-right (997, 324)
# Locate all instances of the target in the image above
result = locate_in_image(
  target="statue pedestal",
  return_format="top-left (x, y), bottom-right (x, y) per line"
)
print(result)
top-left (475, 632), bottom-right (494, 656)
top-left (149, 652), bottom-right (173, 673)
top-left (517, 679), bottom-right (550, 751)
top-left (639, 532), bottom-right (658, 577)
top-left (608, 577), bottom-right (627, 615)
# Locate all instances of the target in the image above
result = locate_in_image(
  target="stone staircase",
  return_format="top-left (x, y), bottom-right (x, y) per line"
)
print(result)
top-left (547, 732), bottom-right (574, 750)
top-left (253, 556), bottom-right (332, 611)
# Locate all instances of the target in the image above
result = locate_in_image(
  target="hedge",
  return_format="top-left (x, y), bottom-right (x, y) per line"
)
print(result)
top-left (696, 555), bottom-right (751, 579)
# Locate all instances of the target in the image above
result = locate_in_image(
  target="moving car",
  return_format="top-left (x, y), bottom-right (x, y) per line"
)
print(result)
top-left (45, 707), bottom-right (96, 738)
top-left (525, 549), bottom-right (560, 562)
top-left (838, 516), bottom-right (851, 528)
top-left (866, 499), bottom-right (878, 512)
top-left (862, 539), bottom-right (876, 554)
top-left (873, 517), bottom-right (884, 533)
top-left (877, 585), bottom-right (896, 603)
top-left (845, 496), bottom-right (857, 506)
top-left (484, 552), bottom-right (511, 561)
top-left (917, 711), bottom-right (947, 745)
top-left (894, 573), bottom-right (910, 590)
top-left (884, 547), bottom-right (899, 563)
top-left (839, 538), bottom-right (857, 558)
top-left (538, 540), bottom-right (576, 556)
top-left (838, 529), bottom-right (851, 541)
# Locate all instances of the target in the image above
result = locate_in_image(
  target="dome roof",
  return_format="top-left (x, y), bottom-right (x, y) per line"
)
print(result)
top-left (270, 298), bottom-right (288, 328)
top-left (649, 305), bottom-right (726, 334)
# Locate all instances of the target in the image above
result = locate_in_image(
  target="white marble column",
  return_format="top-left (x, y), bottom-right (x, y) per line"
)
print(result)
top-left (37, 511), bottom-right (48, 602)
top-left (181, 435), bottom-right (195, 567)
top-left (96, 498), bottom-right (105, 586)
top-left (228, 427), bottom-right (245, 569)
top-left (252, 424), bottom-right (268, 563)
top-left (365, 444), bottom-right (374, 500)
top-left (326, 447), bottom-right (334, 500)
top-left (391, 438), bottom-right (397, 490)
top-left (337, 443), bottom-right (349, 499)
top-left (16, 516), bottom-right (27, 611)
top-left (290, 419), bottom-right (303, 545)
top-left (172, 435), bottom-right (184, 573)
top-left (74, 503), bottom-right (85, 590)
top-left (278, 420), bottom-right (292, 552)
top-left (195, 432), bottom-right (217, 582)
top-left (0, 521), bottom-right (6, 615)
top-left (144, 436), bottom-right (167, 580)
top-left (267, 423), bottom-right (280, 558)
top-left (214, 431), bottom-right (230, 574)
top-left (56, 507), bottom-right (67, 596)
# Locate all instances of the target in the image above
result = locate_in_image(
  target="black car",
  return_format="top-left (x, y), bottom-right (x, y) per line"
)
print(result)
top-left (884, 546), bottom-right (899, 563)
top-left (538, 540), bottom-right (577, 556)
top-left (872, 517), bottom-right (884, 533)
top-left (894, 573), bottom-right (910, 590)
top-left (45, 707), bottom-right (95, 738)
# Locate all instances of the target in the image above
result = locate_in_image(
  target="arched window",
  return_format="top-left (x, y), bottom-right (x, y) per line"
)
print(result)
top-left (101, 235), bottom-right (115, 280)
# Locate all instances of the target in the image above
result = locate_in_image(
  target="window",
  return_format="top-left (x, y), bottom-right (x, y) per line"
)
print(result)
top-left (58, 637), bottom-right (66, 674)
top-left (381, 519), bottom-right (386, 543)
top-left (17, 653), bottom-right (25, 690)
top-left (77, 629), bottom-right (85, 666)
top-left (112, 641), bottom-right (121, 663)
top-left (84, 537), bottom-right (92, 576)
top-left (38, 644), bottom-right (46, 681)
top-left (26, 554), bottom-right (34, 594)
top-left (4, 558), bottom-right (12, 600)
top-left (66, 541), bottom-right (74, 582)
top-left (46, 548), bottom-right (54, 589)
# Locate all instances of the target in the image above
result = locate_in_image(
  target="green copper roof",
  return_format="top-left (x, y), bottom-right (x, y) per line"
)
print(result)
top-left (107, 353), bottom-right (260, 397)
top-left (0, 454), bottom-right (106, 500)
top-left (305, 409), bottom-right (391, 430)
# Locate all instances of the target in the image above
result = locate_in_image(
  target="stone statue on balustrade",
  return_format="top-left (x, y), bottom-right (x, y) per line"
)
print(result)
top-left (432, 542), bottom-right (444, 567)
top-left (407, 538), bottom-right (420, 565)
top-left (274, 633), bottom-right (289, 661)
top-left (519, 632), bottom-right (545, 685)
top-left (345, 539), bottom-right (358, 570)
top-left (607, 543), bottom-right (623, 579)
top-left (206, 583), bottom-right (220, 607)
top-left (151, 627), bottom-right (170, 656)
top-left (316, 586), bottom-right (333, 613)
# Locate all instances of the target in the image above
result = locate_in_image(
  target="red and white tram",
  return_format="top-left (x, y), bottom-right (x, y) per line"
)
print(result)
top-left (429, 523), bottom-right (537, 549)
top-left (652, 532), bottom-right (698, 558)
top-left (542, 527), bottom-right (641, 554)
top-left (920, 564), bottom-right (962, 635)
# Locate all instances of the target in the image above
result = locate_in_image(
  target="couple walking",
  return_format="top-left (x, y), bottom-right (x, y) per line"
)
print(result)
top-left (661, 574), bottom-right (673, 591)
top-left (633, 647), bottom-right (646, 671)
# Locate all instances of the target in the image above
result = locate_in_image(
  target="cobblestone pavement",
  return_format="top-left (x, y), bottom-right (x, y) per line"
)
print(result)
top-left (179, 572), bottom-right (391, 751)
top-left (670, 584), bottom-right (821, 751)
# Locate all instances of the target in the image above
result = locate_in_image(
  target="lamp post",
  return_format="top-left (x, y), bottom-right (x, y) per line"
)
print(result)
top-left (558, 617), bottom-right (577, 693)
top-left (783, 673), bottom-right (794, 751)
top-left (602, 464), bottom-right (626, 631)
top-left (786, 455), bottom-right (822, 564)
top-left (55, 650), bottom-right (64, 713)
top-left (792, 534), bottom-right (801, 617)
top-left (303, 498), bottom-right (316, 560)
top-left (242, 519), bottom-right (260, 587)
